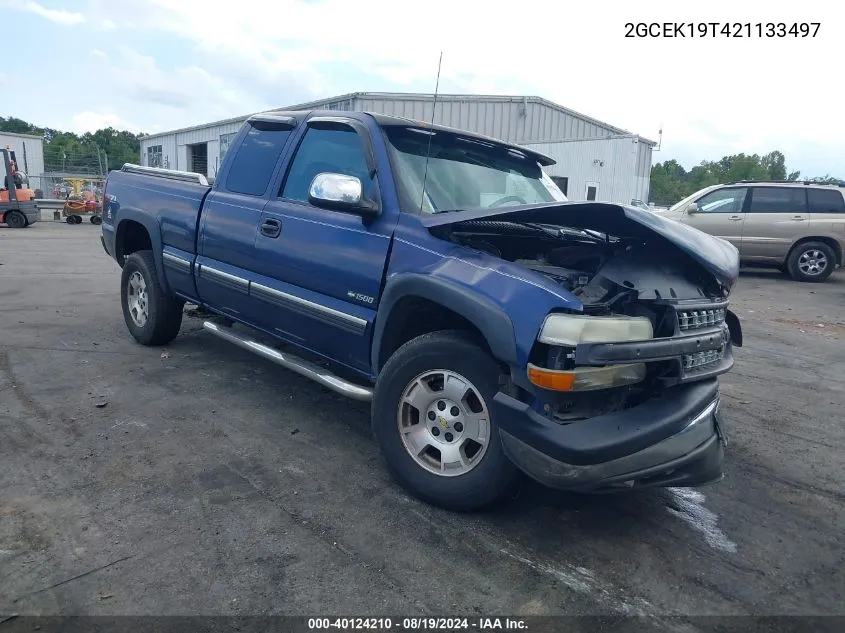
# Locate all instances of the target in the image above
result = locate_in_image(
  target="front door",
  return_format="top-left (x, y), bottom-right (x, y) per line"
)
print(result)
top-left (740, 187), bottom-right (808, 262)
top-left (681, 186), bottom-right (748, 251)
top-left (252, 118), bottom-right (397, 374)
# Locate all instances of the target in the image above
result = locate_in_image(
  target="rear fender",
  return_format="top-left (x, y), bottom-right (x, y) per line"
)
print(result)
top-left (116, 211), bottom-right (168, 292)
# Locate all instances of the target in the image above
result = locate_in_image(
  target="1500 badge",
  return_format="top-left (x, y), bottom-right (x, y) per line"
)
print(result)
top-left (347, 291), bottom-right (374, 304)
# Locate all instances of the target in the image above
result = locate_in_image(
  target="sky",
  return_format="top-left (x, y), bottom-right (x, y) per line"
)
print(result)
top-left (1, 0), bottom-right (843, 178)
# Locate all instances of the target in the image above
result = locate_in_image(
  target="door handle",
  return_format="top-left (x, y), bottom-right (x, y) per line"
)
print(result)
top-left (791, 216), bottom-right (805, 221)
top-left (260, 218), bottom-right (281, 238)
top-left (729, 215), bottom-right (742, 221)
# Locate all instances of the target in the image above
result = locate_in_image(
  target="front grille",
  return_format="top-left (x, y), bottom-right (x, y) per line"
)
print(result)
top-left (678, 308), bottom-right (726, 331)
top-left (683, 347), bottom-right (725, 371)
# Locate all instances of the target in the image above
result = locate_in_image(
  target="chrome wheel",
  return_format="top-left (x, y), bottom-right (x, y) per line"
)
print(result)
top-left (798, 249), bottom-right (828, 277)
top-left (126, 271), bottom-right (149, 327)
top-left (397, 369), bottom-right (490, 476)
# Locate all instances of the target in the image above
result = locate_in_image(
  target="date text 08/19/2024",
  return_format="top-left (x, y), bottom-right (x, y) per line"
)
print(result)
top-left (625, 22), bottom-right (820, 38)
top-left (307, 618), bottom-right (528, 630)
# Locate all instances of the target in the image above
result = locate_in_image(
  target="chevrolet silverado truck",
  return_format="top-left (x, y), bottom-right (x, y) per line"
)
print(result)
top-left (100, 110), bottom-right (742, 511)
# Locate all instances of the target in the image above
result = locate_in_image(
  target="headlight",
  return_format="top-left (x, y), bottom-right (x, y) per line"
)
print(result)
top-left (538, 313), bottom-right (653, 346)
top-left (529, 313), bottom-right (654, 392)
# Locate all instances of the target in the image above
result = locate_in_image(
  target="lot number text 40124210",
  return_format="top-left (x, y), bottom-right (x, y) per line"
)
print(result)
top-left (624, 22), bottom-right (821, 38)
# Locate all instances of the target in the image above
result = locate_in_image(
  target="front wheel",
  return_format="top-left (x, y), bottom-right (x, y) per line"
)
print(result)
top-left (372, 331), bottom-right (520, 511)
top-left (787, 241), bottom-right (836, 282)
top-left (120, 250), bottom-right (184, 345)
top-left (4, 210), bottom-right (27, 228)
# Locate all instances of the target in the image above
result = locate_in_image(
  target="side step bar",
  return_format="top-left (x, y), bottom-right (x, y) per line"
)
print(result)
top-left (202, 321), bottom-right (374, 402)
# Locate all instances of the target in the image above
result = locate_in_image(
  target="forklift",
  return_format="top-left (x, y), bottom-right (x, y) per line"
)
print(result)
top-left (1, 146), bottom-right (39, 228)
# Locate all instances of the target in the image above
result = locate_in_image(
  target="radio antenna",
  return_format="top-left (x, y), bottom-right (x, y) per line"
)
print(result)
top-left (419, 51), bottom-right (443, 213)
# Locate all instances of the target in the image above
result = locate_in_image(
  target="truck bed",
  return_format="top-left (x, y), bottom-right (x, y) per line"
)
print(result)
top-left (104, 165), bottom-right (212, 256)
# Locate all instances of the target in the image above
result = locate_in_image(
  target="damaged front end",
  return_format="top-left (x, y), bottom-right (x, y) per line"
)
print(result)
top-left (425, 201), bottom-right (743, 491)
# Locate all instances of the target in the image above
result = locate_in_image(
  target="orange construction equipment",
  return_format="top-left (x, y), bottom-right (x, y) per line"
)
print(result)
top-left (1, 147), bottom-right (38, 228)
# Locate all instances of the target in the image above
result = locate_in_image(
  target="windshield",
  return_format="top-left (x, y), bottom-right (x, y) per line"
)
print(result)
top-left (383, 126), bottom-right (566, 214)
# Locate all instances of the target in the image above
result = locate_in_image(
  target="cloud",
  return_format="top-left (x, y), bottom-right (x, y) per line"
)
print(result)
top-left (22, 0), bottom-right (85, 24)
top-left (90, 49), bottom-right (108, 60)
top-left (69, 111), bottom-right (126, 134)
top-left (7, 0), bottom-right (844, 178)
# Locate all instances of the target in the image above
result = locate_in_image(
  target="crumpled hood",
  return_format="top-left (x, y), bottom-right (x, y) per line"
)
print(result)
top-left (420, 201), bottom-right (740, 289)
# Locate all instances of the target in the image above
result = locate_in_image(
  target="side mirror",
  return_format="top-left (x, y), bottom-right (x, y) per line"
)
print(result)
top-left (308, 173), bottom-right (378, 217)
top-left (687, 202), bottom-right (700, 214)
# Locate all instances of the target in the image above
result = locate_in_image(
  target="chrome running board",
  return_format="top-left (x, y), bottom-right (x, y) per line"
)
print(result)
top-left (202, 321), bottom-right (373, 402)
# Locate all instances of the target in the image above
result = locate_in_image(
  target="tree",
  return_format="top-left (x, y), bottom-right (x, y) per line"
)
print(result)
top-left (649, 150), bottom-right (822, 205)
top-left (0, 115), bottom-right (143, 175)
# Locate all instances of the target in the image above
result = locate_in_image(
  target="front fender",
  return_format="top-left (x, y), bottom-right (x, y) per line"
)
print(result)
top-left (372, 273), bottom-right (518, 373)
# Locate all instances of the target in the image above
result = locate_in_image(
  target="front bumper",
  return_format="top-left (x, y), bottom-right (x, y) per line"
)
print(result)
top-left (494, 378), bottom-right (726, 491)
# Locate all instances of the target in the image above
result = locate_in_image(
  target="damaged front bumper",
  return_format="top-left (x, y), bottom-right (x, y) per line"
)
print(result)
top-left (493, 378), bottom-right (727, 491)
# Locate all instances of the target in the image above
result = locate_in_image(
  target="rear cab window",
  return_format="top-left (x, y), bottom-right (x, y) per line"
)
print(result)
top-left (807, 188), bottom-right (845, 213)
top-left (224, 122), bottom-right (294, 196)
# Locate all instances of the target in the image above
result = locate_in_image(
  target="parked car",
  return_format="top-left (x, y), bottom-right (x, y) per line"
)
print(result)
top-left (630, 199), bottom-right (652, 211)
top-left (100, 111), bottom-right (742, 511)
top-left (660, 181), bottom-right (845, 282)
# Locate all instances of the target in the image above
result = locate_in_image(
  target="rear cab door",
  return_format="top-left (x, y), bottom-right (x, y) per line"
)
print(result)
top-left (682, 186), bottom-right (748, 250)
top-left (740, 186), bottom-right (808, 262)
top-left (252, 114), bottom-right (400, 375)
top-left (194, 116), bottom-right (297, 324)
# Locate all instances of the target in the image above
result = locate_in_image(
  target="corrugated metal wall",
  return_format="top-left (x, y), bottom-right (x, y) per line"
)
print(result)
top-left (1, 133), bottom-right (45, 180)
top-left (136, 93), bottom-right (653, 191)
top-left (353, 95), bottom-right (619, 144)
top-left (523, 136), bottom-right (643, 204)
top-left (140, 120), bottom-right (244, 178)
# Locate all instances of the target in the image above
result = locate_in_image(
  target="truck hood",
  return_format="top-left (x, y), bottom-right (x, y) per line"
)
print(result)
top-left (420, 201), bottom-right (740, 289)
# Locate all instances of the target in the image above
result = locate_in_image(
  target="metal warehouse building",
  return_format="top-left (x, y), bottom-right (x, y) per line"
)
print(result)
top-left (138, 92), bottom-right (656, 204)
top-left (1, 131), bottom-right (45, 189)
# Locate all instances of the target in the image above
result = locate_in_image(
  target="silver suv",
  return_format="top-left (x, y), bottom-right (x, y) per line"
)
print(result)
top-left (659, 181), bottom-right (845, 282)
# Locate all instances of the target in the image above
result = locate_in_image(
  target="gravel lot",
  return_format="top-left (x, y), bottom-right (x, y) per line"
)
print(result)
top-left (1, 223), bottom-right (843, 625)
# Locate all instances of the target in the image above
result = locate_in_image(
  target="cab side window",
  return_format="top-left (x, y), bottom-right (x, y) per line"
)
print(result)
top-left (694, 187), bottom-right (747, 213)
top-left (281, 127), bottom-right (371, 203)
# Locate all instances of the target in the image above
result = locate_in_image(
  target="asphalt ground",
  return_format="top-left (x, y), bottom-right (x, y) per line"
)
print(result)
top-left (1, 223), bottom-right (843, 629)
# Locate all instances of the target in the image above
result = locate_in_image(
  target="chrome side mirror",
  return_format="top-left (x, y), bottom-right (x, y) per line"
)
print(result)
top-left (687, 202), bottom-right (700, 214)
top-left (308, 173), bottom-right (377, 217)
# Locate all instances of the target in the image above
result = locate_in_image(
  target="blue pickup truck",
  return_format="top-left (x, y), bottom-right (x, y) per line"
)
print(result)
top-left (100, 110), bottom-right (742, 511)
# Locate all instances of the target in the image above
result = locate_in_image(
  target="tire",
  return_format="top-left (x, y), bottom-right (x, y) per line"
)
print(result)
top-left (73, 215), bottom-right (83, 224)
top-left (65, 215), bottom-right (75, 224)
top-left (5, 210), bottom-right (26, 228)
top-left (372, 330), bottom-right (520, 511)
top-left (120, 250), bottom-right (184, 346)
top-left (90, 215), bottom-right (102, 225)
top-left (786, 241), bottom-right (836, 282)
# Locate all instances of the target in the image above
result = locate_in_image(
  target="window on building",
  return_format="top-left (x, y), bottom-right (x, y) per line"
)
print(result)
top-left (146, 145), bottom-right (163, 168)
top-left (551, 176), bottom-right (568, 195)
top-left (695, 187), bottom-right (748, 213)
top-left (219, 132), bottom-right (238, 165)
top-left (224, 122), bottom-right (293, 196)
top-left (586, 185), bottom-right (597, 201)
top-left (748, 187), bottom-right (807, 213)
top-left (281, 126), bottom-right (370, 203)
top-left (807, 188), bottom-right (845, 213)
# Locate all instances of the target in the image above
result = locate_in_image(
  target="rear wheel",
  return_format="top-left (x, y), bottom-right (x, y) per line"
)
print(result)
top-left (787, 241), bottom-right (836, 282)
top-left (90, 215), bottom-right (102, 225)
top-left (120, 250), bottom-right (184, 345)
top-left (372, 331), bottom-right (519, 511)
top-left (5, 210), bottom-right (26, 228)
